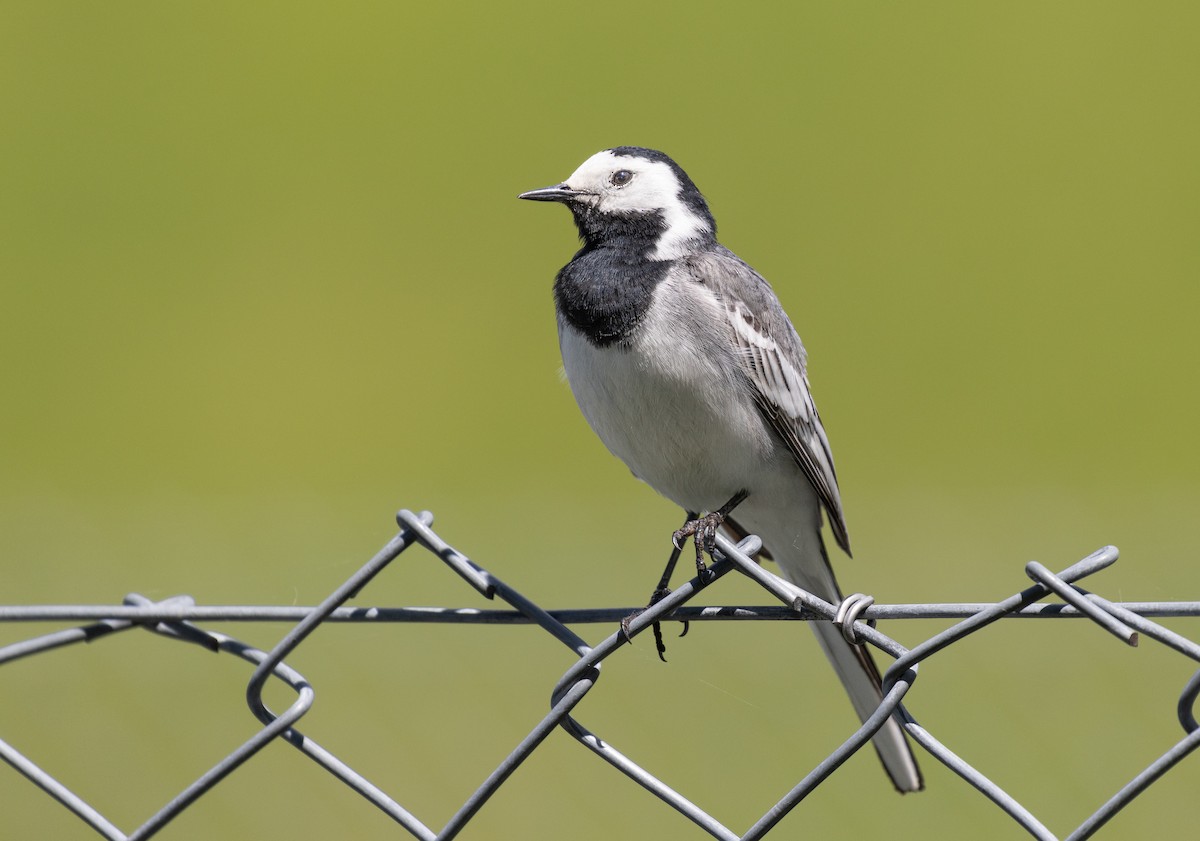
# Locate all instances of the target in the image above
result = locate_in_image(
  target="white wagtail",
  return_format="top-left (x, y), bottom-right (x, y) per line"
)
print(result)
top-left (519, 147), bottom-right (923, 793)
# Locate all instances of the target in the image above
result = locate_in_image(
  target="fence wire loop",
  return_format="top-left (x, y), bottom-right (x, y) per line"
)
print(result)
top-left (833, 592), bottom-right (876, 644)
top-left (1, 508), bottom-right (1198, 840)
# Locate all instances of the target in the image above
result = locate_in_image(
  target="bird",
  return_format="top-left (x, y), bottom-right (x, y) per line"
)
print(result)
top-left (518, 146), bottom-right (923, 793)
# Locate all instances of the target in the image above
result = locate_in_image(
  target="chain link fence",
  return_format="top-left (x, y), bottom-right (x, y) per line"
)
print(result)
top-left (2, 508), bottom-right (1198, 840)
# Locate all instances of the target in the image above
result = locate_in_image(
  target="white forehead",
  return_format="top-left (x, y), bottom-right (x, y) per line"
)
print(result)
top-left (563, 149), bottom-right (683, 212)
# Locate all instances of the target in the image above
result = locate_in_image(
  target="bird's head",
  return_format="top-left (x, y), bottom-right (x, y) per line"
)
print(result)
top-left (520, 147), bottom-right (716, 260)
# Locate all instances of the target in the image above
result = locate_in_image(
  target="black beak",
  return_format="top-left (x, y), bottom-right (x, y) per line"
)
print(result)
top-left (518, 183), bottom-right (584, 203)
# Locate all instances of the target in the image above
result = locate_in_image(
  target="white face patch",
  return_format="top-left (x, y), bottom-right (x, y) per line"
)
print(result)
top-left (562, 149), bottom-right (712, 260)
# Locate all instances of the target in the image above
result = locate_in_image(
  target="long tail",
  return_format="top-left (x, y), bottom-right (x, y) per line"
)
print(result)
top-left (764, 522), bottom-right (924, 793)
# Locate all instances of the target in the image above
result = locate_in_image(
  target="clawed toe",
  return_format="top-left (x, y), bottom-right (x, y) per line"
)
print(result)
top-left (619, 612), bottom-right (638, 641)
top-left (621, 586), bottom-right (675, 660)
top-left (671, 520), bottom-right (699, 551)
top-left (674, 510), bottom-right (726, 578)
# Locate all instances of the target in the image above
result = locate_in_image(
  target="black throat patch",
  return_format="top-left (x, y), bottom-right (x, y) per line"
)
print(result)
top-left (554, 237), bottom-right (671, 347)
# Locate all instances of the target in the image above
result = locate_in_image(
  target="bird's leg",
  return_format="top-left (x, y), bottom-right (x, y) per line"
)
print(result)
top-left (672, 490), bottom-right (749, 580)
top-left (651, 511), bottom-right (693, 601)
top-left (622, 512), bottom-right (694, 662)
top-left (622, 495), bottom-right (748, 661)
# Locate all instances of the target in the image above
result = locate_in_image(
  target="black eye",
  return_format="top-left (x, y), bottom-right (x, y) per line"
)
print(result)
top-left (610, 169), bottom-right (633, 187)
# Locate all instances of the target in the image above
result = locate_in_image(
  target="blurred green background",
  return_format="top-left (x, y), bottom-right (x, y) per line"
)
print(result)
top-left (2, 2), bottom-right (1198, 838)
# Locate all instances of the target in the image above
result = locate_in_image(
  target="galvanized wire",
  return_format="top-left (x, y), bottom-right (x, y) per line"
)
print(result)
top-left (1, 508), bottom-right (1197, 840)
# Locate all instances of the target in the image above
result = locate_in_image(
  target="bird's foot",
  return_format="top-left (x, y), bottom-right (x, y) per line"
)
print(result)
top-left (620, 585), bottom-right (683, 662)
top-left (671, 490), bottom-right (749, 580)
top-left (672, 511), bottom-right (727, 582)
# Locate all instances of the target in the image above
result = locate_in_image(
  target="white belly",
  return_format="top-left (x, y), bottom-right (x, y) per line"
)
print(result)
top-left (558, 279), bottom-right (780, 513)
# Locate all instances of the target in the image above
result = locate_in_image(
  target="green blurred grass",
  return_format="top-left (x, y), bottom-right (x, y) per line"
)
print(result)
top-left (2, 2), bottom-right (1198, 838)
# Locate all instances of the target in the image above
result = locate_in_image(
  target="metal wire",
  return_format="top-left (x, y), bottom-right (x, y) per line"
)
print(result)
top-left (1, 508), bottom-right (1197, 840)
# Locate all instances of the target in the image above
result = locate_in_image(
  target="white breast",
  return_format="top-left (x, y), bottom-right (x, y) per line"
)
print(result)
top-left (558, 275), bottom-right (777, 513)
